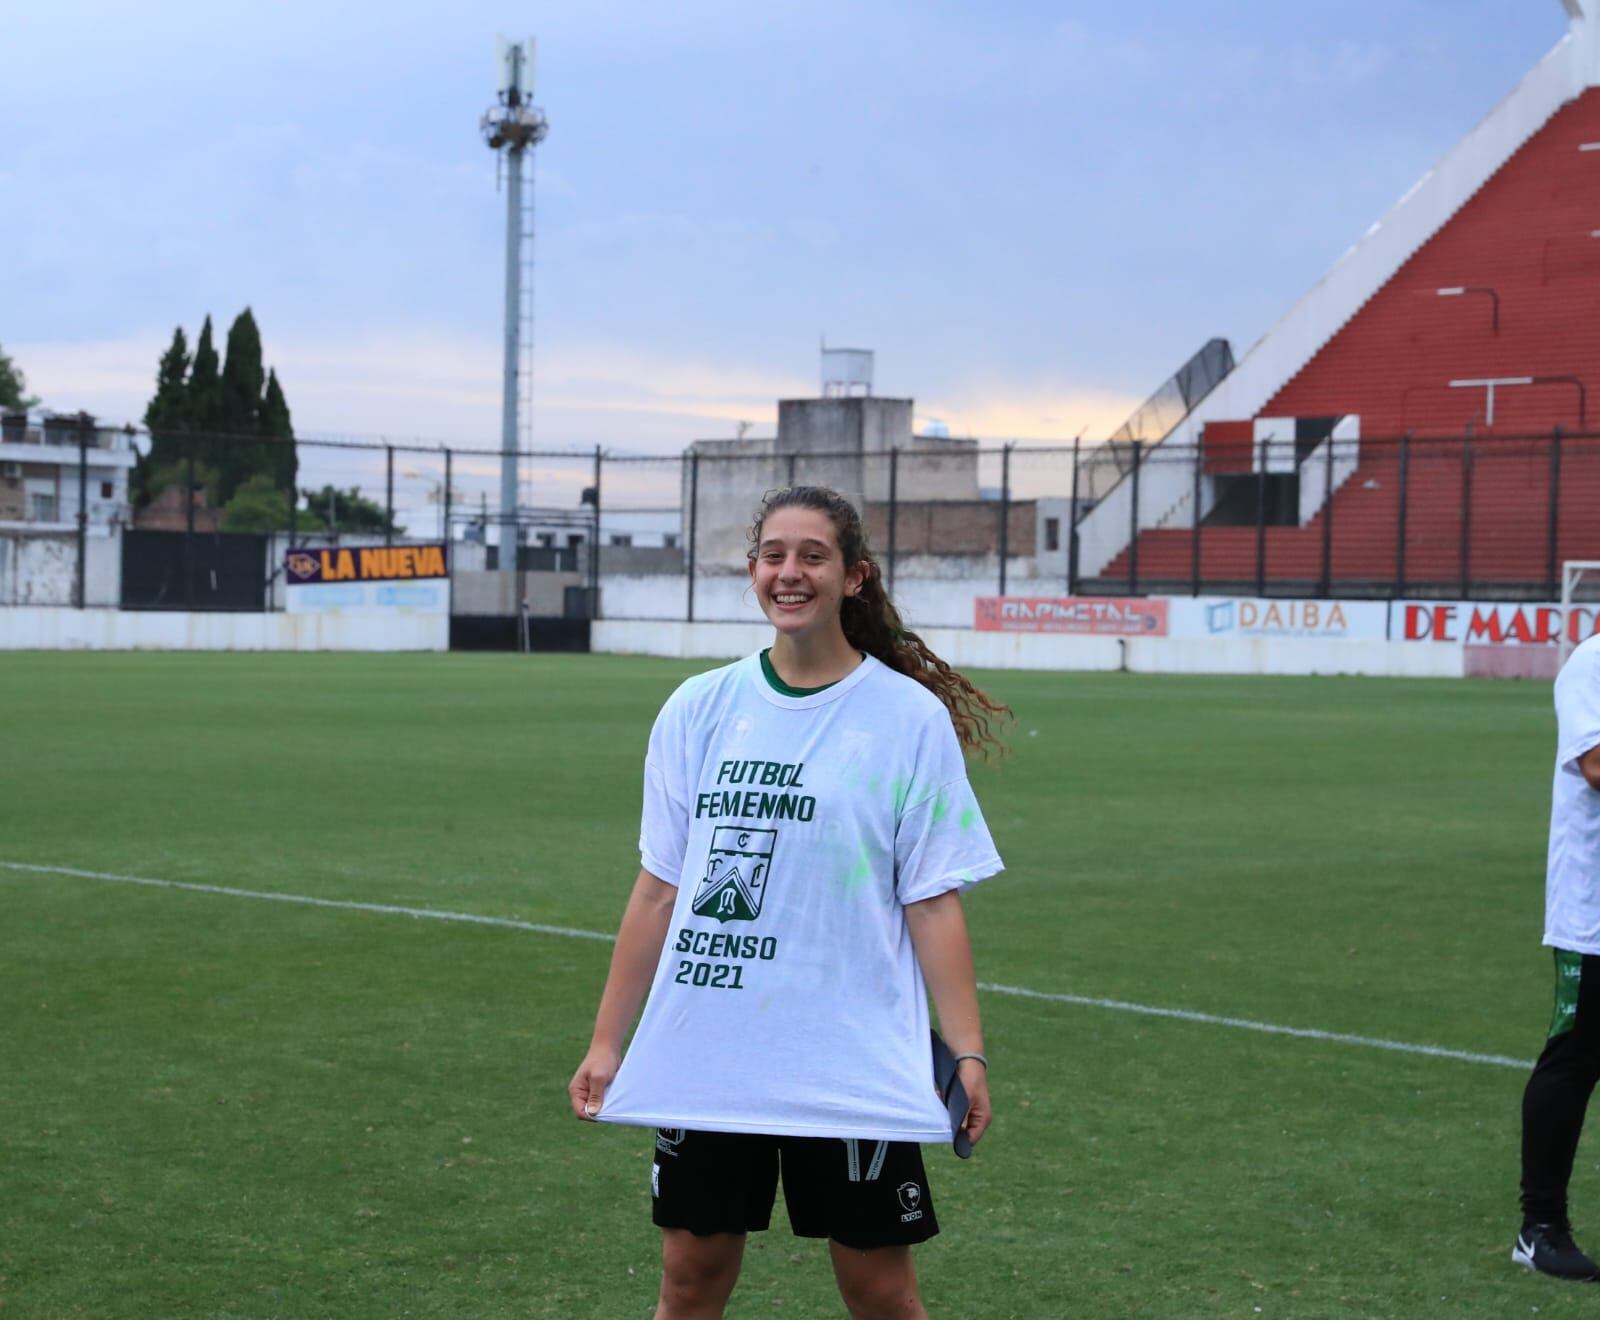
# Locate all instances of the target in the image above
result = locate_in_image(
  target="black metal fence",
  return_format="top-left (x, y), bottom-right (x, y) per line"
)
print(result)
top-left (6, 423), bottom-right (1599, 615)
top-left (1077, 428), bottom-right (1598, 601)
top-left (121, 530), bottom-right (267, 611)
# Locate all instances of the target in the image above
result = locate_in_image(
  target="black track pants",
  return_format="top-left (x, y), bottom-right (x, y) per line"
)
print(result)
top-left (1522, 949), bottom-right (1600, 1225)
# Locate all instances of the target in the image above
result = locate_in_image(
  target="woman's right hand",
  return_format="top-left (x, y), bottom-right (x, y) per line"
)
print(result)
top-left (568, 1043), bottom-right (621, 1120)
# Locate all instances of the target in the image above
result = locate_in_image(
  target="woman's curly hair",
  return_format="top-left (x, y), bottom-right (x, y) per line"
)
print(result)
top-left (748, 485), bottom-right (1010, 757)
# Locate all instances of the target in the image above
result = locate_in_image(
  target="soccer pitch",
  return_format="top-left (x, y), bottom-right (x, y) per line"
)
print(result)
top-left (0, 651), bottom-right (1586, 1316)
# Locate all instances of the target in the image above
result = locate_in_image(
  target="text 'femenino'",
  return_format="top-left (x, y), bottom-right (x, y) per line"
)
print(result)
top-left (695, 759), bottom-right (815, 821)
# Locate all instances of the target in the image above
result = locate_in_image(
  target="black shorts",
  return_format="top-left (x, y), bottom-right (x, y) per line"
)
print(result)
top-left (650, 1128), bottom-right (939, 1249)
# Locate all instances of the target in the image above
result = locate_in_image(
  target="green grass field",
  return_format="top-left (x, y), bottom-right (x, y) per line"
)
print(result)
top-left (0, 652), bottom-right (1588, 1316)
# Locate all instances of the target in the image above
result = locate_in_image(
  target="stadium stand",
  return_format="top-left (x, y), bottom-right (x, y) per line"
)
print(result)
top-left (1082, 8), bottom-right (1600, 596)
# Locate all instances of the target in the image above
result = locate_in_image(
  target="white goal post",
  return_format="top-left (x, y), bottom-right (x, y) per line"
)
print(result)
top-left (1561, 561), bottom-right (1600, 665)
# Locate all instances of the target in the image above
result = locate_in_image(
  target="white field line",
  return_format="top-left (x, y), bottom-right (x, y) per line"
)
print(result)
top-left (2, 860), bottom-right (1532, 1072)
top-left (979, 982), bottom-right (1531, 1071)
top-left (0, 860), bottom-right (613, 944)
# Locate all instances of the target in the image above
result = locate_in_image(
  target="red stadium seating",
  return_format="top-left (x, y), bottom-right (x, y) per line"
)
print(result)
top-left (1100, 88), bottom-right (1600, 593)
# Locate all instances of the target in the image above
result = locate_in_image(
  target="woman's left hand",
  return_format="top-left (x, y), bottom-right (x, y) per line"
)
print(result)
top-left (957, 1057), bottom-right (990, 1146)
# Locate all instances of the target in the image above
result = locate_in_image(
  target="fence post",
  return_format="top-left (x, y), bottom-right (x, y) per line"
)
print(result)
top-left (887, 447), bottom-right (898, 597)
top-left (183, 441), bottom-right (197, 611)
top-left (1460, 434), bottom-right (1474, 599)
top-left (1395, 435), bottom-right (1410, 595)
top-left (443, 448), bottom-right (453, 546)
top-left (1189, 438), bottom-right (1201, 597)
top-left (1128, 441), bottom-right (1142, 595)
top-left (76, 419), bottom-right (88, 608)
top-left (591, 444), bottom-right (602, 618)
top-left (1547, 426), bottom-right (1563, 599)
top-left (686, 451), bottom-right (699, 623)
top-left (1319, 429), bottom-right (1335, 598)
top-left (1068, 437), bottom-right (1080, 595)
top-left (1254, 435), bottom-right (1267, 598)
top-left (998, 443), bottom-right (1011, 598)
top-left (385, 444), bottom-right (394, 548)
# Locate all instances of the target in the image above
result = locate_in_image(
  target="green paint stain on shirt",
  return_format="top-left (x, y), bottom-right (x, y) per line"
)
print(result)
top-left (931, 790), bottom-right (950, 824)
top-left (837, 842), bottom-right (874, 892)
top-left (890, 776), bottom-right (912, 814)
top-left (959, 807), bottom-right (976, 831)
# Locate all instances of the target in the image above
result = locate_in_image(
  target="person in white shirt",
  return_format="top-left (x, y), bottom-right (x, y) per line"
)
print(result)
top-left (568, 485), bottom-right (1008, 1319)
top-left (1516, 633), bottom-right (1600, 1282)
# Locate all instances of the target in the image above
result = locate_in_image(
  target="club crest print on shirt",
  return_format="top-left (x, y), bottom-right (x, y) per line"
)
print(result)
top-left (692, 827), bottom-right (777, 923)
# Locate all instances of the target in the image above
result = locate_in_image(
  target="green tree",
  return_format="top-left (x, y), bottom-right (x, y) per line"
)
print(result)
top-left (261, 367), bottom-right (297, 496)
top-left (137, 327), bottom-right (191, 506)
top-left (139, 308), bottom-right (299, 515)
top-left (188, 316), bottom-right (222, 469)
top-left (0, 343), bottom-right (39, 410)
top-left (301, 485), bottom-right (402, 536)
top-left (219, 309), bottom-right (264, 436)
top-left (222, 473), bottom-right (292, 532)
top-left (145, 327), bottom-right (191, 435)
top-left (214, 310), bottom-right (266, 505)
top-left (140, 310), bottom-right (298, 516)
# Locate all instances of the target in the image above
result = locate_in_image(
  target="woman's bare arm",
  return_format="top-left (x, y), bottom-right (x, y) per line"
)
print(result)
top-left (567, 868), bottom-right (677, 1119)
top-left (904, 889), bottom-right (990, 1145)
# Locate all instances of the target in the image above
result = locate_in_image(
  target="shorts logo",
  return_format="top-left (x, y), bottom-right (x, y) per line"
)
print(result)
top-left (692, 827), bottom-right (777, 923)
top-left (655, 1127), bottom-right (686, 1155)
top-left (897, 1181), bottom-right (924, 1223)
top-left (651, 1163), bottom-right (660, 1198)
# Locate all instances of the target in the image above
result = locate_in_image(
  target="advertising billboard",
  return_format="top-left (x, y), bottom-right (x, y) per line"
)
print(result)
top-left (974, 596), bottom-right (1169, 636)
top-left (285, 544), bottom-right (450, 615)
top-left (1170, 597), bottom-right (1389, 642)
top-left (1391, 601), bottom-right (1600, 646)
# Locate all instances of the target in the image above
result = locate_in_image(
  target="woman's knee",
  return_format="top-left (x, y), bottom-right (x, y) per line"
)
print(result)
top-left (830, 1242), bottom-right (925, 1320)
top-left (659, 1230), bottom-right (744, 1315)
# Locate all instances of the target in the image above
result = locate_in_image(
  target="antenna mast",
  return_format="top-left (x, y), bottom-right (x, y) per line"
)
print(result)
top-left (481, 37), bottom-right (549, 577)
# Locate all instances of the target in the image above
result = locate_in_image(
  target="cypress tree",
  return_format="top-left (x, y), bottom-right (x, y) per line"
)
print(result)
top-left (216, 308), bottom-right (266, 504)
top-left (138, 327), bottom-right (191, 506)
top-left (261, 368), bottom-right (297, 495)
top-left (140, 310), bottom-right (300, 517)
top-left (188, 316), bottom-right (222, 474)
top-left (145, 327), bottom-right (191, 436)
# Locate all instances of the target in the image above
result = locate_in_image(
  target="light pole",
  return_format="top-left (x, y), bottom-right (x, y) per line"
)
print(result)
top-left (481, 38), bottom-right (549, 578)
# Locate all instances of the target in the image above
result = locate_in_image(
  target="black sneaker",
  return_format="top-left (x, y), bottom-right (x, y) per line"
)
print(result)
top-left (1513, 1222), bottom-right (1600, 1281)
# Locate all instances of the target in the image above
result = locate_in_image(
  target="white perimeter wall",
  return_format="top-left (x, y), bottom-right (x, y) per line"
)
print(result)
top-left (0, 608), bottom-right (448, 651)
top-left (601, 573), bottom-right (1068, 631)
top-left (0, 533), bottom-right (120, 606)
top-left (592, 619), bottom-right (1465, 679)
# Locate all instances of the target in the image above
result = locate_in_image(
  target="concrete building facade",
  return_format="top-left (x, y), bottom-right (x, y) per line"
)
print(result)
top-left (0, 412), bottom-right (135, 533)
top-left (685, 396), bottom-right (983, 569)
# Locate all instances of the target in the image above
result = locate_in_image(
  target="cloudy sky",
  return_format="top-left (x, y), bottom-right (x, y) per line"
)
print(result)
top-left (1, 1), bottom-right (1564, 458)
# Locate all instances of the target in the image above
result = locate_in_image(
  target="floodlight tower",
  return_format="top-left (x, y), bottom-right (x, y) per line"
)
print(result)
top-left (481, 37), bottom-right (549, 577)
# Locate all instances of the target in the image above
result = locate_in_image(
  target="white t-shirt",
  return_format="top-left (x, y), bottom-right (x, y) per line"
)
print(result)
top-left (1546, 634), bottom-right (1600, 954)
top-left (596, 651), bottom-right (1005, 1141)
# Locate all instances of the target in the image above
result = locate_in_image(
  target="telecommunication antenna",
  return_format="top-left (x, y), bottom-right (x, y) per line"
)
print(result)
top-left (481, 37), bottom-right (549, 575)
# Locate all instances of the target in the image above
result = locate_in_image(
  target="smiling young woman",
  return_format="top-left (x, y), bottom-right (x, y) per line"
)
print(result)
top-left (568, 485), bottom-right (1010, 1319)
